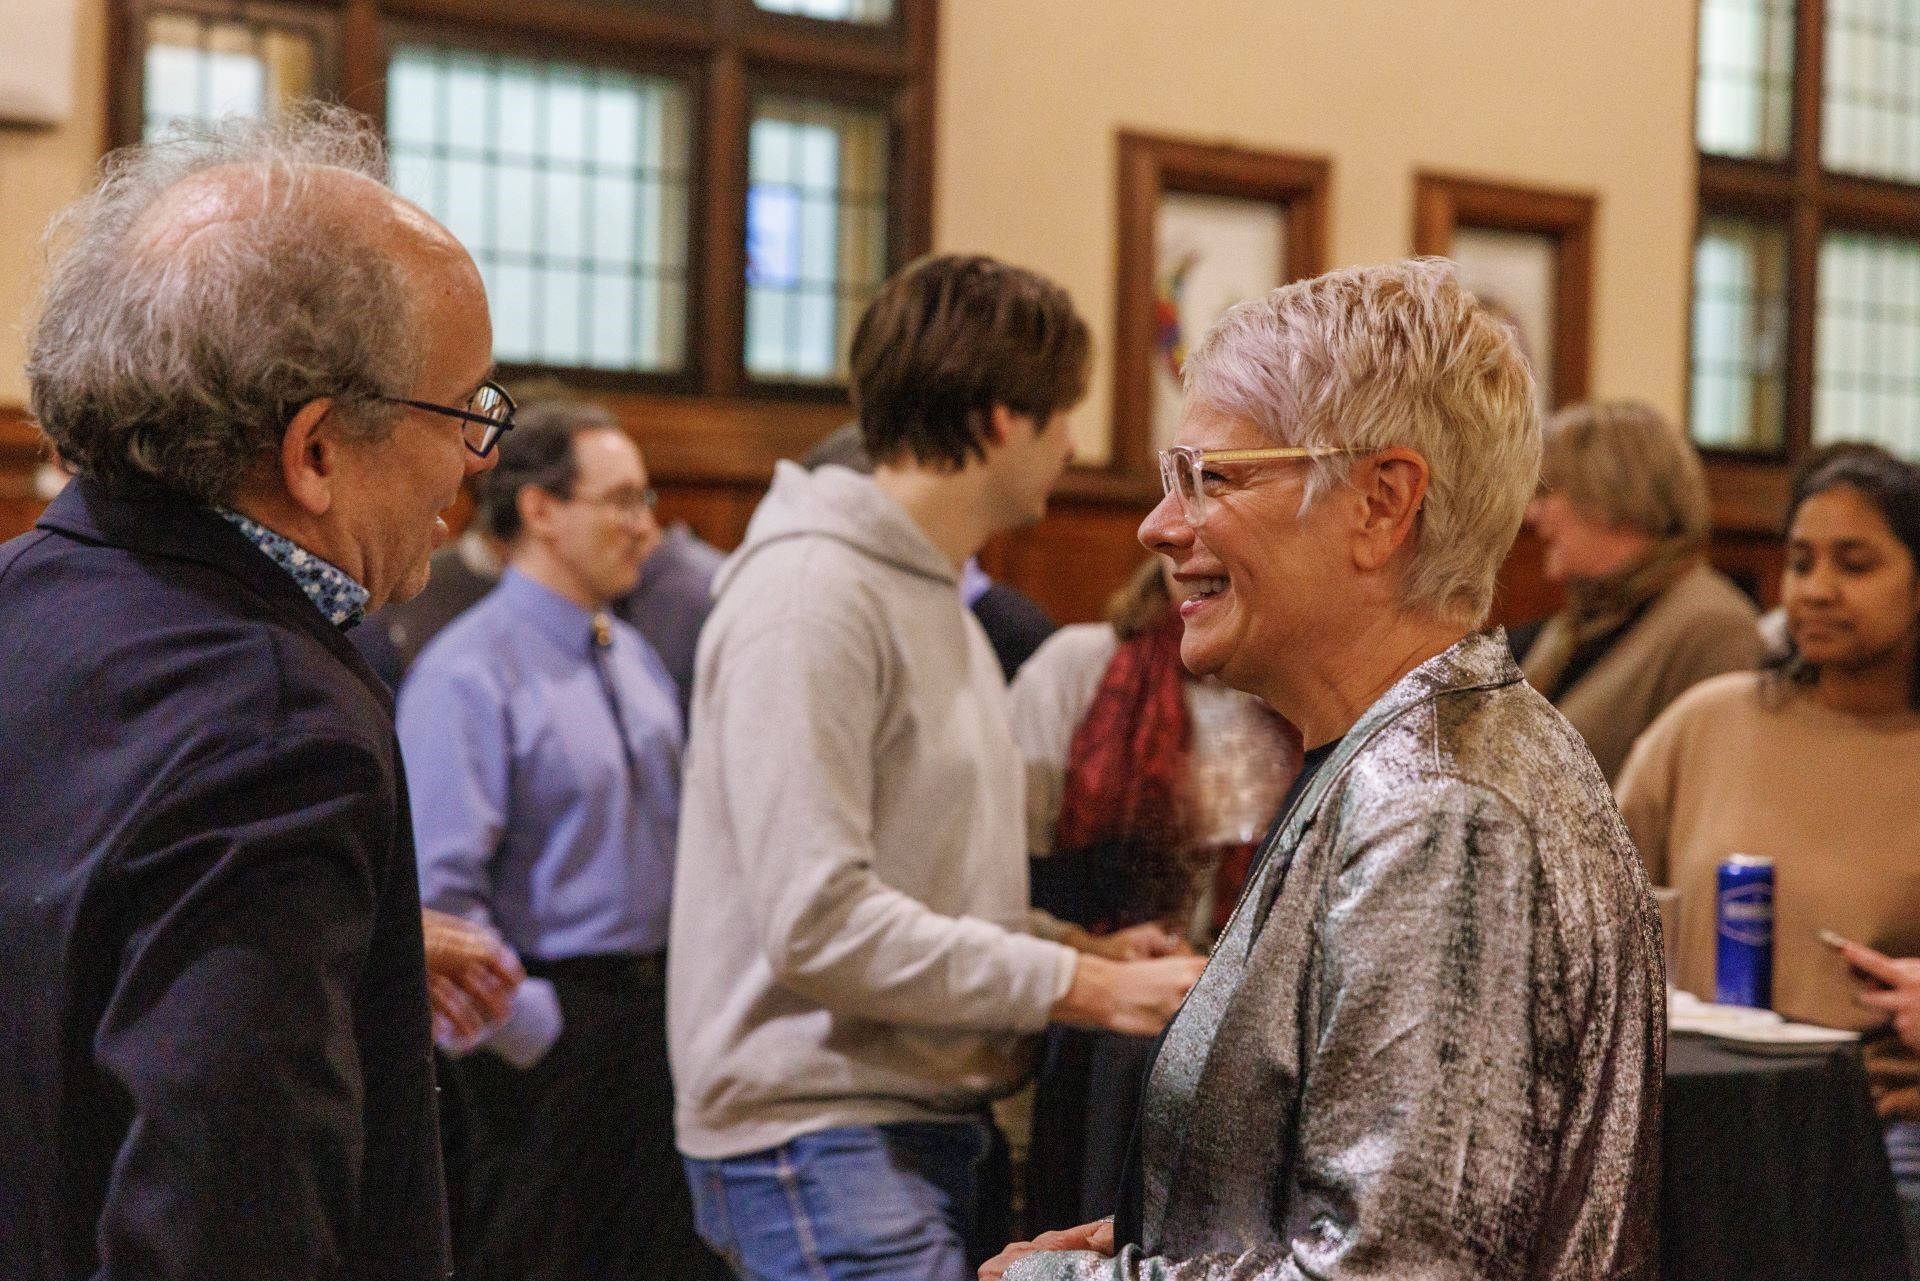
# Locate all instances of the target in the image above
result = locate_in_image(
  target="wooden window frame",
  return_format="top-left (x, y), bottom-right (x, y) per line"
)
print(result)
top-left (1412, 171), bottom-right (1597, 412)
top-left (1090, 130), bottom-right (1329, 504)
top-left (1693, 0), bottom-right (1920, 532)
top-left (107, 0), bottom-right (939, 486)
top-left (112, 0), bottom-right (345, 145)
top-left (736, 68), bottom-right (910, 400)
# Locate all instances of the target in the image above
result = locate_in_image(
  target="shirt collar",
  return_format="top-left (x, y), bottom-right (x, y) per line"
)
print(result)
top-left (497, 567), bottom-right (603, 654)
top-left (212, 506), bottom-right (370, 628)
top-left (959, 557), bottom-right (993, 607)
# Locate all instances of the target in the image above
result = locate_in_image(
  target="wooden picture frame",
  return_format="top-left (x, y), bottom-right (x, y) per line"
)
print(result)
top-left (1412, 172), bottom-right (1596, 411)
top-left (1103, 131), bottom-right (1329, 490)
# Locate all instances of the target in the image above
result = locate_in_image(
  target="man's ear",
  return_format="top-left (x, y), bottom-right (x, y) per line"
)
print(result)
top-left (280, 398), bottom-right (342, 517)
top-left (983, 403), bottom-right (1017, 449)
top-left (1351, 447), bottom-right (1430, 573)
top-left (516, 483), bottom-right (557, 540)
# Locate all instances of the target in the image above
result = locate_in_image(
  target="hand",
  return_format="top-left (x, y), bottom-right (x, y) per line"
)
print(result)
top-left (422, 909), bottom-right (525, 1041)
top-left (1065, 922), bottom-right (1194, 962)
top-left (1837, 937), bottom-right (1920, 1054)
top-left (1050, 952), bottom-right (1207, 1037)
top-left (979, 1218), bottom-right (1115, 1280)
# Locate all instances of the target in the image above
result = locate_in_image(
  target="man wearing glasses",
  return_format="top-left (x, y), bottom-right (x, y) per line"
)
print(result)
top-left (0, 112), bottom-right (505, 1279)
top-left (352, 392), bottom-right (727, 723)
top-left (397, 406), bottom-right (719, 1281)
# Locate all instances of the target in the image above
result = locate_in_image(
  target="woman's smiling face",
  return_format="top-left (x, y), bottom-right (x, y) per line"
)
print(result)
top-left (1139, 405), bottom-right (1352, 695)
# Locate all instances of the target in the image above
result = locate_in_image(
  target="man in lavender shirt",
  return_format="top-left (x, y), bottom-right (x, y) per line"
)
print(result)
top-left (399, 408), bottom-right (721, 1279)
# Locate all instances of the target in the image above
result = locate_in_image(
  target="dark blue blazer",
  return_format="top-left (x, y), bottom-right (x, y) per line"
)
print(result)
top-left (0, 479), bottom-right (449, 1280)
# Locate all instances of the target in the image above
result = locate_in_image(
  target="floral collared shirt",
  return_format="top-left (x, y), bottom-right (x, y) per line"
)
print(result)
top-left (214, 506), bottom-right (370, 628)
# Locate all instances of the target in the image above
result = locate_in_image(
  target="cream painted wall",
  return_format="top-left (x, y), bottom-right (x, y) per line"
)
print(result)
top-left (0, 0), bottom-right (1697, 443)
top-left (934, 0), bottom-right (1700, 464)
top-left (0, 0), bottom-right (106, 408)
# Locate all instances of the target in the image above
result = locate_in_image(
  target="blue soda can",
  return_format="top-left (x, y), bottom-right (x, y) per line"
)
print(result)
top-left (1715, 853), bottom-right (1775, 1008)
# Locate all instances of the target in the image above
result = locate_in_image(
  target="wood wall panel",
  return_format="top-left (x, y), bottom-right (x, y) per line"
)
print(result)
top-left (1708, 531), bottom-right (1785, 610)
top-left (1490, 526), bottom-right (1559, 628)
top-left (0, 404), bottom-right (49, 542)
top-left (985, 497), bottom-right (1157, 625)
top-left (652, 481), bottom-right (763, 555)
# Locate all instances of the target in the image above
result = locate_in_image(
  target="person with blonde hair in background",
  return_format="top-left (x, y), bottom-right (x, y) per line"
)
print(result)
top-left (988, 259), bottom-right (1662, 1281)
top-left (1516, 400), bottom-right (1760, 782)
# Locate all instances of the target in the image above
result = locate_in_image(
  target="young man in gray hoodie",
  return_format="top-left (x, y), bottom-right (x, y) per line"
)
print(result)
top-left (669, 255), bottom-right (1205, 1281)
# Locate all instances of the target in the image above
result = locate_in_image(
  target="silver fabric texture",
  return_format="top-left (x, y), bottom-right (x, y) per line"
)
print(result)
top-left (1010, 630), bottom-right (1665, 1280)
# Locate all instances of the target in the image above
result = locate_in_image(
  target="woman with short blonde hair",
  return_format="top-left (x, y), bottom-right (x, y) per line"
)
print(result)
top-left (1519, 400), bottom-right (1760, 781)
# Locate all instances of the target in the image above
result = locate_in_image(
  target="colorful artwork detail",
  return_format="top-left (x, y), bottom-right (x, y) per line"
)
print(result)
top-left (1154, 248), bottom-right (1202, 382)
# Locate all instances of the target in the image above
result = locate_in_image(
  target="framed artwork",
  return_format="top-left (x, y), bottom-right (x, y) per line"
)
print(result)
top-left (1109, 132), bottom-right (1330, 479)
top-left (1413, 172), bottom-right (1596, 414)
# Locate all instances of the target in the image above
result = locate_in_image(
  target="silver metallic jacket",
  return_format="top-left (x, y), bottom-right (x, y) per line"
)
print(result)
top-left (1011, 630), bottom-right (1665, 1280)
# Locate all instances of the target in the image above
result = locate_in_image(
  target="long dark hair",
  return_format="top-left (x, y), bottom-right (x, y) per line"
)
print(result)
top-left (1768, 444), bottom-right (1920, 708)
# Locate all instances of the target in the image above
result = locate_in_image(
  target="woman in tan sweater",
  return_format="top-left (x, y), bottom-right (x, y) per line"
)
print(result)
top-left (1615, 446), bottom-right (1920, 1253)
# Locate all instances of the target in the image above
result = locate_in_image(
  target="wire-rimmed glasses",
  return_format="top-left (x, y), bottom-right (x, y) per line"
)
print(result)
top-left (385, 379), bottom-right (518, 458)
top-left (1157, 444), bottom-right (1359, 527)
top-left (571, 486), bottom-right (660, 525)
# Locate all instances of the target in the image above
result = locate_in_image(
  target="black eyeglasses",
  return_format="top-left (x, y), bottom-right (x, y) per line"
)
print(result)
top-left (384, 379), bottom-right (517, 458)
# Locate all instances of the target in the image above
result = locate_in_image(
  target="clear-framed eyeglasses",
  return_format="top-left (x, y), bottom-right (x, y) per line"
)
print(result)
top-left (1156, 444), bottom-right (1360, 527)
top-left (384, 379), bottom-right (518, 458)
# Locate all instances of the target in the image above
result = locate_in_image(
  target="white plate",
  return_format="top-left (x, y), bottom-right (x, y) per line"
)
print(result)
top-left (1668, 992), bottom-right (1785, 1036)
top-left (1701, 1022), bottom-right (1860, 1056)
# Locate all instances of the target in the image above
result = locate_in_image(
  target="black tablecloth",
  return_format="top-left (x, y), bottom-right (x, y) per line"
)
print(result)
top-left (1027, 1028), bottom-right (1913, 1281)
top-left (1663, 1032), bottom-right (1910, 1281)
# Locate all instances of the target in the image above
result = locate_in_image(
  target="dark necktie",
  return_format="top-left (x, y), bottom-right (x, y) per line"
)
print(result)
top-left (589, 612), bottom-right (639, 779)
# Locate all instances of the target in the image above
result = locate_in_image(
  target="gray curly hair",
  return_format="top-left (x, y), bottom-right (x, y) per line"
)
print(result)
top-left (26, 104), bottom-right (424, 503)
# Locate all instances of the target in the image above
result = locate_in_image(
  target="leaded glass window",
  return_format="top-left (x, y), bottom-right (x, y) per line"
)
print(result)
top-left (1815, 231), bottom-right (1920, 456)
top-left (755, 0), bottom-right (894, 24)
top-left (387, 45), bottom-right (692, 374)
top-left (113, 0), bottom-right (932, 454)
top-left (744, 95), bottom-right (889, 383)
top-left (1822, 0), bottom-right (1920, 185)
top-left (1692, 0), bottom-right (1920, 471)
top-left (141, 10), bottom-right (318, 140)
top-left (1696, 0), bottom-right (1795, 160)
top-left (1691, 218), bottom-right (1790, 451)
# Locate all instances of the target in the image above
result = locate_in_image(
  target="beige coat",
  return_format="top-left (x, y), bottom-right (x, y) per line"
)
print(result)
top-left (1547, 562), bottom-right (1761, 783)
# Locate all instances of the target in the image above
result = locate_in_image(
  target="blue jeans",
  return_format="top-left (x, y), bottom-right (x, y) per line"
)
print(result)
top-left (683, 1119), bottom-right (1000, 1281)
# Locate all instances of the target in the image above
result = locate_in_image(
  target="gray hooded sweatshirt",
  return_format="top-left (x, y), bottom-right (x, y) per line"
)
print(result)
top-left (668, 462), bottom-right (1077, 1160)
